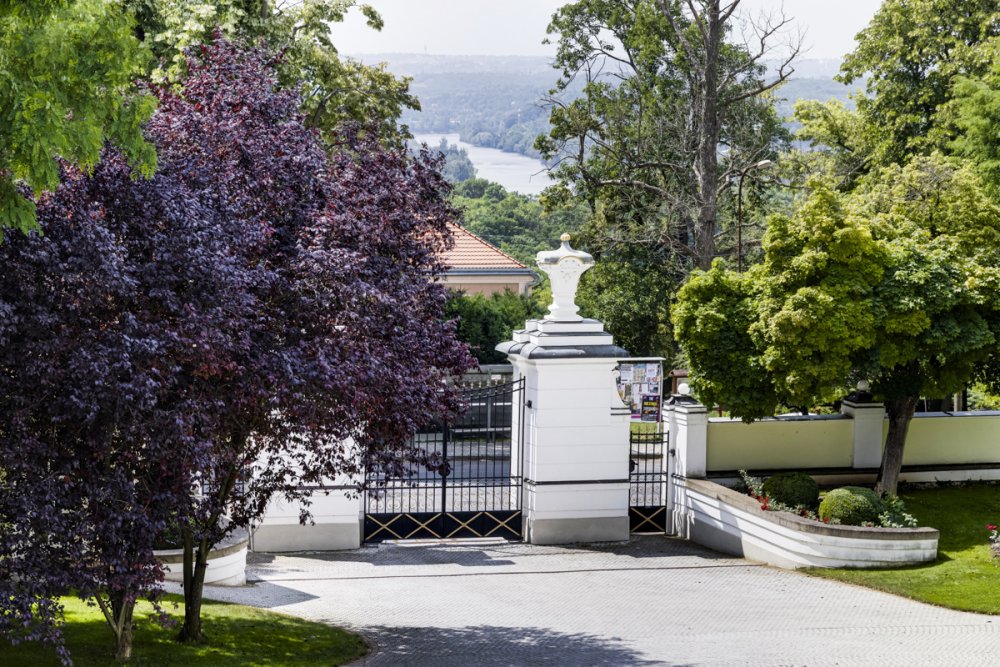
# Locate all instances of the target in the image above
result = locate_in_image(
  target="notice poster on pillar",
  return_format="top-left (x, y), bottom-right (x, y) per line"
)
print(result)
top-left (640, 395), bottom-right (661, 422)
top-left (616, 360), bottom-right (663, 421)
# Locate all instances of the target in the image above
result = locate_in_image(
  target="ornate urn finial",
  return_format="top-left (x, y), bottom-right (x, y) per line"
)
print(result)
top-left (536, 232), bottom-right (594, 322)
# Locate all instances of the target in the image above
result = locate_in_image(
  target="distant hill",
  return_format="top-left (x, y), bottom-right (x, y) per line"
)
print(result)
top-left (351, 54), bottom-right (861, 158)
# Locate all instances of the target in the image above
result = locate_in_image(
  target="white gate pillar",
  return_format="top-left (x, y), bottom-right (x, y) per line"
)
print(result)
top-left (498, 234), bottom-right (631, 544)
top-left (667, 388), bottom-right (708, 539)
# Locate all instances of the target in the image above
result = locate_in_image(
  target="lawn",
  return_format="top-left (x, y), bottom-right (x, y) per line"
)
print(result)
top-left (4, 594), bottom-right (368, 666)
top-left (806, 483), bottom-right (1000, 614)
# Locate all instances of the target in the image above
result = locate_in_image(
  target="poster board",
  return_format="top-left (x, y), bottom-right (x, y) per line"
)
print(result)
top-left (616, 359), bottom-right (664, 421)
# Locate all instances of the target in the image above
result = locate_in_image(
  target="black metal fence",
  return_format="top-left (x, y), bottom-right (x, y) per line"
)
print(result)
top-left (629, 428), bottom-right (669, 533)
top-left (363, 379), bottom-right (524, 542)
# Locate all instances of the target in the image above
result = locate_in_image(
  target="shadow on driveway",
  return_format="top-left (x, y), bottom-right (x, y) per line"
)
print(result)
top-left (356, 624), bottom-right (670, 666)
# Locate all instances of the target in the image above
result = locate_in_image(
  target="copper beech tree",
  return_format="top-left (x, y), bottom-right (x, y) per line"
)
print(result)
top-left (0, 39), bottom-right (472, 662)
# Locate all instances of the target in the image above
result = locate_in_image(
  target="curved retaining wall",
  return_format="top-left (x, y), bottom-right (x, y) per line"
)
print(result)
top-left (675, 478), bottom-right (939, 569)
top-left (155, 529), bottom-right (249, 586)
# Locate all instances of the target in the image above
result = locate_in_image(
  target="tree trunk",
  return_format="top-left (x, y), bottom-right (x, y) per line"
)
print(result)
top-left (178, 432), bottom-right (246, 643)
top-left (693, 4), bottom-right (722, 270)
top-left (113, 599), bottom-right (135, 663)
top-left (96, 591), bottom-right (136, 662)
top-left (875, 395), bottom-right (919, 496)
top-left (178, 530), bottom-right (209, 642)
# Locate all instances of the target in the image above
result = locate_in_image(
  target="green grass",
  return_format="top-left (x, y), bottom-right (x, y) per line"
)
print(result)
top-left (4, 594), bottom-right (368, 666)
top-left (806, 483), bottom-right (1000, 614)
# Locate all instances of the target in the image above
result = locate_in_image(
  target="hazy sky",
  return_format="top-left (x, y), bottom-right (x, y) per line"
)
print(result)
top-left (330, 0), bottom-right (884, 60)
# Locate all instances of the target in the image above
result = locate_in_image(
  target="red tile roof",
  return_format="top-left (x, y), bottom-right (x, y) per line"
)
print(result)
top-left (442, 222), bottom-right (531, 272)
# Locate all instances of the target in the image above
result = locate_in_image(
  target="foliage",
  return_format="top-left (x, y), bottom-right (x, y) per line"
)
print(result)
top-left (451, 178), bottom-right (587, 266)
top-left (417, 138), bottom-right (476, 183)
top-left (968, 383), bottom-right (1000, 411)
top-left (879, 495), bottom-right (918, 529)
top-left (445, 291), bottom-right (545, 364)
top-left (538, 0), bottom-right (793, 273)
top-left (818, 487), bottom-right (884, 527)
top-left (672, 262), bottom-right (777, 419)
top-left (808, 483), bottom-right (1000, 613)
top-left (145, 39), bottom-right (472, 642)
top-left (4, 595), bottom-right (367, 666)
top-left (0, 151), bottom-right (224, 661)
top-left (950, 38), bottom-right (1000, 189)
top-left (737, 470), bottom-right (764, 498)
top-left (577, 246), bottom-right (678, 359)
top-left (0, 38), bottom-right (472, 658)
top-left (737, 470), bottom-right (820, 520)
top-left (839, 0), bottom-right (1000, 166)
top-left (752, 184), bottom-right (886, 409)
top-left (127, 0), bottom-right (417, 145)
top-left (0, 0), bottom-right (157, 238)
top-left (674, 156), bottom-right (1000, 493)
top-left (762, 473), bottom-right (819, 510)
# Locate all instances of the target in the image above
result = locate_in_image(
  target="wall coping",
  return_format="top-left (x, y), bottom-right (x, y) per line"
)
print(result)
top-left (154, 527), bottom-right (249, 564)
top-left (709, 413), bottom-right (849, 424)
top-left (679, 478), bottom-right (939, 542)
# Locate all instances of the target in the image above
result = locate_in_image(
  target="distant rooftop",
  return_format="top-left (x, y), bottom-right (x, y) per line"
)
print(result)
top-left (441, 223), bottom-right (533, 275)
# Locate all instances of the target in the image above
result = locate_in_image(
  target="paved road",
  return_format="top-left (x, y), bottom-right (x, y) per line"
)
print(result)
top-left (191, 536), bottom-right (998, 666)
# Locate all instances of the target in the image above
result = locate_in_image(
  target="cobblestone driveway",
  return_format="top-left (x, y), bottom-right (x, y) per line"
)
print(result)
top-left (191, 536), bottom-right (998, 666)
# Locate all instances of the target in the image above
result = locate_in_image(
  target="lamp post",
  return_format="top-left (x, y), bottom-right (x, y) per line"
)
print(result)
top-left (736, 159), bottom-right (773, 272)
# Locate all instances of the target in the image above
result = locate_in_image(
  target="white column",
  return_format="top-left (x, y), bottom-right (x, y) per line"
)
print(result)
top-left (669, 395), bottom-right (708, 540)
top-left (673, 400), bottom-right (708, 478)
top-left (498, 234), bottom-right (632, 544)
top-left (515, 355), bottom-right (631, 544)
top-left (841, 400), bottom-right (886, 469)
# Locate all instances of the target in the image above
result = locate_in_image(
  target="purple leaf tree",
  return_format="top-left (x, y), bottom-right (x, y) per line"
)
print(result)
top-left (0, 37), bottom-right (472, 659)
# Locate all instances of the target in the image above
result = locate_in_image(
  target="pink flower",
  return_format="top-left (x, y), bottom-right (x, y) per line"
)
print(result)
top-left (987, 524), bottom-right (997, 532)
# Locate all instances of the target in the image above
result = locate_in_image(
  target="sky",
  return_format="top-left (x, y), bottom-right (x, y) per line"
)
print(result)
top-left (330, 0), bottom-right (884, 61)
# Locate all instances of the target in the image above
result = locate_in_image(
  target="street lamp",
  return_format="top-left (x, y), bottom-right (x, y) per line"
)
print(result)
top-left (736, 159), bottom-right (773, 272)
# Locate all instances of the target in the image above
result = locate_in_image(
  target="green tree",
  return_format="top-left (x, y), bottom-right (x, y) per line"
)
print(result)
top-left (0, 0), bottom-right (156, 238)
top-left (452, 179), bottom-right (588, 266)
top-left (674, 157), bottom-right (1000, 495)
top-left (445, 290), bottom-right (545, 364)
top-left (537, 0), bottom-right (795, 273)
top-left (950, 38), bottom-right (1000, 188)
top-left (838, 0), bottom-right (1000, 166)
top-left (127, 0), bottom-right (417, 144)
top-left (428, 138), bottom-right (476, 183)
top-left (577, 245), bottom-right (676, 359)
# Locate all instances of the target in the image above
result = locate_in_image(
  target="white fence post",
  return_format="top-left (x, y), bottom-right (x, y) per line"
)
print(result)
top-left (669, 393), bottom-right (708, 539)
top-left (841, 399), bottom-right (886, 469)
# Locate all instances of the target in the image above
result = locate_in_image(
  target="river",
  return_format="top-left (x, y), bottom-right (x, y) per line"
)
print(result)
top-left (412, 133), bottom-right (550, 196)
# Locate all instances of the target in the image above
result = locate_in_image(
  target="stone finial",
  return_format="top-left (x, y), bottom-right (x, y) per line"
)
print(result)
top-left (536, 233), bottom-right (594, 322)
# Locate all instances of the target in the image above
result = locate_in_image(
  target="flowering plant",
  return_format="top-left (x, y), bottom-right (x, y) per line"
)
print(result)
top-left (987, 523), bottom-right (1000, 558)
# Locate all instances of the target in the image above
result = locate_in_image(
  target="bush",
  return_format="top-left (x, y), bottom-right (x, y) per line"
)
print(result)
top-left (762, 472), bottom-right (820, 508)
top-left (819, 486), bottom-right (885, 526)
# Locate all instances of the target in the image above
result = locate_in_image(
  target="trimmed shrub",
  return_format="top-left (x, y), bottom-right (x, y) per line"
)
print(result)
top-left (762, 472), bottom-right (819, 508)
top-left (818, 486), bottom-right (885, 526)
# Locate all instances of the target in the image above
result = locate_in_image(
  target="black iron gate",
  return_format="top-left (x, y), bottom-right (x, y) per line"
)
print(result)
top-left (629, 428), bottom-right (669, 533)
top-left (364, 379), bottom-right (524, 542)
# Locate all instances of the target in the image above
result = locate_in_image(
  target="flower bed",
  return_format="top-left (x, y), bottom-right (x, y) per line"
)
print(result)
top-left (154, 528), bottom-right (249, 587)
top-left (675, 477), bottom-right (939, 569)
